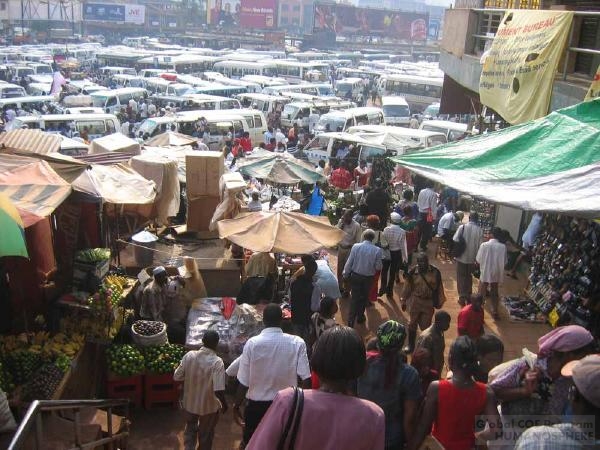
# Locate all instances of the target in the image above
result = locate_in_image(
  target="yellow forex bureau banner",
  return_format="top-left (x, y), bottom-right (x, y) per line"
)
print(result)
top-left (479, 10), bottom-right (573, 124)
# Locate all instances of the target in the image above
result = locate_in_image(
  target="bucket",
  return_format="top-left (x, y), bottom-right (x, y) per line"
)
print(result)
top-left (131, 231), bottom-right (158, 267)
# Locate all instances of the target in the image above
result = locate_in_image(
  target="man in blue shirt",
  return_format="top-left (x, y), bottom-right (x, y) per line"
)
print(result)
top-left (343, 229), bottom-right (383, 328)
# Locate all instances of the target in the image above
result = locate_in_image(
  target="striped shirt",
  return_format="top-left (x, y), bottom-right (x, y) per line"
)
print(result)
top-left (383, 224), bottom-right (408, 262)
top-left (174, 347), bottom-right (225, 416)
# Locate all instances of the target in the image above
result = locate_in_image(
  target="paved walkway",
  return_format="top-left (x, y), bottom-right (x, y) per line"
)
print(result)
top-left (127, 243), bottom-right (550, 449)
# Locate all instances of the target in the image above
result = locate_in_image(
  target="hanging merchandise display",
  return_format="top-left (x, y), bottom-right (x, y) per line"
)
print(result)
top-left (471, 198), bottom-right (496, 241)
top-left (527, 215), bottom-right (600, 337)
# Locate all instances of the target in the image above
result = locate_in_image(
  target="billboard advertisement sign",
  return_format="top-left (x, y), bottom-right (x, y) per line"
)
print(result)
top-left (125, 4), bottom-right (146, 25)
top-left (83, 3), bottom-right (145, 24)
top-left (207, 0), bottom-right (241, 26)
top-left (313, 3), bottom-right (428, 41)
top-left (240, 0), bottom-right (276, 28)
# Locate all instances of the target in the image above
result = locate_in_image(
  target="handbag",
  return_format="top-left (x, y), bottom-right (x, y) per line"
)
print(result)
top-left (277, 387), bottom-right (304, 450)
top-left (376, 232), bottom-right (391, 261)
top-left (451, 224), bottom-right (466, 258)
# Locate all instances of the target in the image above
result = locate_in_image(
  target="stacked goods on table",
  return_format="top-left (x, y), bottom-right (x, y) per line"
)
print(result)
top-left (105, 344), bottom-right (146, 407)
top-left (104, 343), bottom-right (186, 409)
top-left (0, 332), bottom-right (85, 400)
top-left (186, 152), bottom-right (224, 231)
top-left (61, 275), bottom-right (133, 342)
top-left (186, 298), bottom-right (263, 363)
top-left (73, 248), bottom-right (111, 291)
top-left (502, 296), bottom-right (548, 323)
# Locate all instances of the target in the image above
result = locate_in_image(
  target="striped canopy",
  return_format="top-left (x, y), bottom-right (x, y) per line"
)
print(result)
top-left (0, 156), bottom-right (71, 227)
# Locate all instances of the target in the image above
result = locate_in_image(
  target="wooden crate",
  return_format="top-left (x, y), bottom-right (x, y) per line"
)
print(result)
top-left (106, 373), bottom-right (143, 408)
top-left (143, 373), bottom-right (182, 409)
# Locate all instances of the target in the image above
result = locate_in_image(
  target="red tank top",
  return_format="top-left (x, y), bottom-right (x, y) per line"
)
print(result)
top-left (432, 380), bottom-right (487, 450)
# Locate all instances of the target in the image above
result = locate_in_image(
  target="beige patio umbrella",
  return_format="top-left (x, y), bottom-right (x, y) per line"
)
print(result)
top-left (217, 211), bottom-right (344, 254)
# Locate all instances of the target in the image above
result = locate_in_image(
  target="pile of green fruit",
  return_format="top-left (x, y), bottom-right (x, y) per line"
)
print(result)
top-left (54, 354), bottom-right (71, 373)
top-left (22, 364), bottom-right (64, 401)
top-left (106, 344), bottom-right (145, 378)
top-left (0, 361), bottom-right (15, 393)
top-left (143, 344), bottom-right (186, 374)
top-left (75, 248), bottom-right (111, 263)
top-left (5, 349), bottom-right (44, 385)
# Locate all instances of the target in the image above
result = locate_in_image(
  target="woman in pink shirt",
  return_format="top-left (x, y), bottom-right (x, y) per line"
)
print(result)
top-left (247, 326), bottom-right (385, 450)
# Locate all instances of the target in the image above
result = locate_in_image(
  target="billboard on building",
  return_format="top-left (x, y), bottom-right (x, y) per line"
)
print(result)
top-left (207, 0), bottom-right (241, 26)
top-left (240, 0), bottom-right (276, 28)
top-left (313, 3), bottom-right (428, 41)
top-left (83, 3), bottom-right (145, 24)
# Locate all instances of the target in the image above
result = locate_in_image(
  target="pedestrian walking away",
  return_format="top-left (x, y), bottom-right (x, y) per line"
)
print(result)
top-left (343, 229), bottom-right (383, 328)
top-left (453, 212), bottom-right (483, 306)
top-left (174, 330), bottom-right (228, 450)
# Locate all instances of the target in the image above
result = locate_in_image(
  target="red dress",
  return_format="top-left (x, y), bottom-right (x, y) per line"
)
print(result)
top-left (432, 380), bottom-right (487, 450)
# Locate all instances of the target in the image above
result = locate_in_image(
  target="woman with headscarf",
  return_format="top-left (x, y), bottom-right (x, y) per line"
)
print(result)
top-left (488, 325), bottom-right (595, 448)
top-left (409, 336), bottom-right (502, 450)
top-left (358, 320), bottom-right (422, 450)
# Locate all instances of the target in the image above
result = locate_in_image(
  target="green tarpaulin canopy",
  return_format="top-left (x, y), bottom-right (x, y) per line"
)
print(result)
top-left (390, 99), bottom-right (600, 219)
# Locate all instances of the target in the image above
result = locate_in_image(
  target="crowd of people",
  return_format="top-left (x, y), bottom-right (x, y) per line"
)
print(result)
top-left (169, 182), bottom-right (597, 450)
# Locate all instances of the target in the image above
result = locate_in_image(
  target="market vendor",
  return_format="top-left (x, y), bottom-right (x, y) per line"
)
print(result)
top-left (140, 266), bottom-right (169, 321)
top-left (245, 252), bottom-right (277, 278)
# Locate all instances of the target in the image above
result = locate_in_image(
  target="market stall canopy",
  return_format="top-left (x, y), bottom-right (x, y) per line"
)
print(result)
top-left (2, 150), bottom-right (88, 183)
top-left (89, 133), bottom-right (141, 156)
top-left (390, 99), bottom-right (600, 219)
top-left (350, 129), bottom-right (422, 153)
top-left (237, 151), bottom-right (325, 184)
top-left (72, 164), bottom-right (157, 204)
top-left (217, 211), bottom-right (344, 254)
top-left (0, 129), bottom-right (62, 154)
top-left (0, 154), bottom-right (71, 227)
top-left (145, 131), bottom-right (198, 147)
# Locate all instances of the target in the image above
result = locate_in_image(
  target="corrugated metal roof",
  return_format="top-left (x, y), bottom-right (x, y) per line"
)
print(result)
top-left (0, 129), bottom-right (62, 155)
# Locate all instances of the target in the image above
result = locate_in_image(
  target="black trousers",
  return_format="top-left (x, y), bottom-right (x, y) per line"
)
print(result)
top-left (419, 212), bottom-right (433, 251)
top-left (243, 399), bottom-right (273, 444)
top-left (380, 250), bottom-right (402, 295)
top-left (348, 272), bottom-right (373, 327)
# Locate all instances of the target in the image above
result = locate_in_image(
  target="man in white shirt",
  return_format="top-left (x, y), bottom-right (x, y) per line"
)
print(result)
top-left (233, 304), bottom-right (311, 446)
top-left (263, 127), bottom-right (273, 145)
top-left (438, 210), bottom-right (464, 255)
top-left (336, 209), bottom-right (363, 296)
top-left (476, 227), bottom-right (507, 320)
top-left (416, 182), bottom-right (438, 251)
top-left (453, 212), bottom-right (483, 306)
top-left (381, 212), bottom-right (408, 299)
top-left (174, 330), bottom-right (227, 450)
top-left (308, 111), bottom-right (319, 133)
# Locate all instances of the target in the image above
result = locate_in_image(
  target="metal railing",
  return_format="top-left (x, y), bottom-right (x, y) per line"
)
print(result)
top-left (470, 9), bottom-right (600, 80)
top-left (9, 398), bottom-right (130, 450)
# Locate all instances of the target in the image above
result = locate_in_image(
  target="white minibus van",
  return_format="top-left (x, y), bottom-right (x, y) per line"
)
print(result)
top-left (313, 107), bottom-right (385, 134)
top-left (90, 88), bottom-right (147, 114)
top-left (381, 96), bottom-right (411, 127)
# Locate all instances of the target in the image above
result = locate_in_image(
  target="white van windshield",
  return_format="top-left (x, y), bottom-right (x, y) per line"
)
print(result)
top-left (316, 116), bottom-right (345, 132)
top-left (383, 104), bottom-right (410, 117)
top-left (92, 96), bottom-right (107, 108)
top-left (283, 104), bottom-right (299, 119)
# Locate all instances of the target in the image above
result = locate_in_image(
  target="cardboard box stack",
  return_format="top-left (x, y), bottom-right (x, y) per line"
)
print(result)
top-left (186, 152), bottom-right (224, 231)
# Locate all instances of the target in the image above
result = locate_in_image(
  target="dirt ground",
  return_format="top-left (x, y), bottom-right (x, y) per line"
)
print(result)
top-left (127, 241), bottom-right (551, 450)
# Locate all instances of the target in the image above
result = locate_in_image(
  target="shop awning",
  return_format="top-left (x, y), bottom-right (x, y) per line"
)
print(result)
top-left (89, 133), bottom-right (141, 155)
top-left (72, 164), bottom-right (157, 205)
top-left (0, 129), bottom-right (62, 155)
top-left (0, 155), bottom-right (71, 226)
top-left (390, 99), bottom-right (600, 219)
